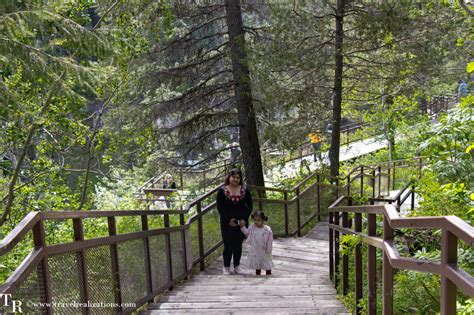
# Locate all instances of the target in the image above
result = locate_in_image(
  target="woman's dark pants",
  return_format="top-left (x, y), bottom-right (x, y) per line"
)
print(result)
top-left (221, 227), bottom-right (245, 267)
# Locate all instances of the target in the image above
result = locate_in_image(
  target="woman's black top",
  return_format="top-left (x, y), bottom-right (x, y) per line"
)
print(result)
top-left (163, 181), bottom-right (176, 189)
top-left (216, 185), bottom-right (252, 228)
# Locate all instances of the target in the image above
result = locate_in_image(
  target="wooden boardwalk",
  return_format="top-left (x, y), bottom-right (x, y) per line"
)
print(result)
top-left (143, 221), bottom-right (348, 314)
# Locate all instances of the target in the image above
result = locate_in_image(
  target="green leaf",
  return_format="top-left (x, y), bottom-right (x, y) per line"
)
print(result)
top-left (467, 62), bottom-right (474, 74)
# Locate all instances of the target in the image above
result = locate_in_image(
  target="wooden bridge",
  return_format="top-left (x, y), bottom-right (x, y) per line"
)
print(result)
top-left (1, 157), bottom-right (473, 314)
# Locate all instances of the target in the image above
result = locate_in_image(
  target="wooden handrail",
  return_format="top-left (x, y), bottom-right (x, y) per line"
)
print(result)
top-left (0, 212), bottom-right (41, 256)
top-left (41, 209), bottom-right (188, 219)
top-left (329, 200), bottom-right (474, 314)
top-left (0, 248), bottom-right (45, 294)
top-left (186, 184), bottom-right (223, 207)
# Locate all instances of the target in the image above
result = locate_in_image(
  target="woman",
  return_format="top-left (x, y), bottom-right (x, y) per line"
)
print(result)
top-left (163, 174), bottom-right (176, 189)
top-left (216, 168), bottom-right (253, 275)
top-left (163, 174), bottom-right (176, 208)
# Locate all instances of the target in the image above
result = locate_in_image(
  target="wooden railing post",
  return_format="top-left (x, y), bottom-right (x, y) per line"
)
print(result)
top-left (367, 213), bottom-right (377, 315)
top-left (347, 175), bottom-right (351, 197)
top-left (440, 229), bottom-right (457, 314)
top-left (196, 201), bottom-right (205, 271)
top-left (141, 215), bottom-right (153, 296)
top-left (284, 192), bottom-right (289, 236)
top-left (377, 166), bottom-right (382, 197)
top-left (33, 220), bottom-right (52, 315)
top-left (316, 175), bottom-right (321, 221)
top-left (360, 166), bottom-right (364, 198)
top-left (334, 205), bottom-right (340, 289)
top-left (107, 217), bottom-right (122, 313)
top-left (163, 214), bottom-right (174, 289)
top-left (180, 213), bottom-right (189, 275)
top-left (73, 218), bottom-right (90, 315)
top-left (387, 165), bottom-right (391, 194)
top-left (392, 163), bottom-right (396, 190)
top-left (371, 169), bottom-right (376, 202)
top-left (329, 209), bottom-right (334, 282)
top-left (411, 184), bottom-right (416, 210)
top-left (342, 210), bottom-right (349, 295)
top-left (383, 216), bottom-right (394, 315)
top-left (418, 156), bottom-right (423, 179)
top-left (296, 187), bottom-right (301, 237)
top-left (354, 203), bottom-right (363, 315)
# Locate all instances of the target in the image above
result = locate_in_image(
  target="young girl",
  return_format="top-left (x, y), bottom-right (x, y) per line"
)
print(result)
top-left (240, 211), bottom-right (273, 275)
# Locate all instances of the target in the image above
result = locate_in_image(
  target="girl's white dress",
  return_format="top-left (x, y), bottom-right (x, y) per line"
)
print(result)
top-left (241, 224), bottom-right (273, 270)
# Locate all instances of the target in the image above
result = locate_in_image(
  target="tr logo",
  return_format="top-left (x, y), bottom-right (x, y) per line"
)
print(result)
top-left (0, 294), bottom-right (22, 313)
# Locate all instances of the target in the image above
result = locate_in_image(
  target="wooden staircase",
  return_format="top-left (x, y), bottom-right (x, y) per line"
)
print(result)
top-left (143, 222), bottom-right (348, 314)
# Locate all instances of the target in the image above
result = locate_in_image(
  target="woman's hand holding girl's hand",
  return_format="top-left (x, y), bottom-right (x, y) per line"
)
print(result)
top-left (229, 218), bottom-right (238, 227)
top-left (239, 220), bottom-right (246, 228)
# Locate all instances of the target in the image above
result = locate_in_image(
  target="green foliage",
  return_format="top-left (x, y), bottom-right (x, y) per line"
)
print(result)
top-left (467, 62), bottom-right (474, 74)
top-left (339, 234), bottom-right (362, 256)
top-left (458, 299), bottom-right (474, 314)
top-left (394, 271), bottom-right (440, 313)
top-left (415, 172), bottom-right (472, 222)
top-left (93, 168), bottom-right (145, 210)
top-left (419, 99), bottom-right (474, 185)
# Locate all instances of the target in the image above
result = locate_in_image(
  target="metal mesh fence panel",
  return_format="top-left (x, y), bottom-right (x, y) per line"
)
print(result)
top-left (117, 239), bottom-right (147, 305)
top-left (201, 208), bottom-right (221, 254)
top-left (320, 186), bottom-right (336, 215)
top-left (379, 174), bottom-right (390, 197)
top-left (170, 231), bottom-right (185, 278)
top-left (8, 264), bottom-right (45, 314)
top-left (288, 199), bottom-right (298, 234)
top-left (188, 220), bottom-right (199, 264)
top-left (363, 175), bottom-right (375, 200)
top-left (48, 253), bottom-right (82, 314)
top-left (149, 234), bottom-right (168, 291)
top-left (86, 245), bottom-right (116, 315)
top-left (299, 183), bottom-right (318, 224)
top-left (261, 201), bottom-right (285, 236)
top-left (185, 229), bottom-right (193, 271)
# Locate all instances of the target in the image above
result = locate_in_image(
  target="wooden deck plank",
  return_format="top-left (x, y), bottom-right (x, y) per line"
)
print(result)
top-left (142, 309), bottom-right (349, 315)
top-left (159, 295), bottom-right (337, 302)
top-left (143, 221), bottom-right (347, 314)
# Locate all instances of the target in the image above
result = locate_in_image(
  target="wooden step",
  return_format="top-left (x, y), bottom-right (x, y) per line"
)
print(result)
top-left (144, 221), bottom-right (347, 314)
top-left (148, 299), bottom-right (345, 309)
top-left (142, 309), bottom-right (349, 315)
top-left (159, 294), bottom-right (338, 302)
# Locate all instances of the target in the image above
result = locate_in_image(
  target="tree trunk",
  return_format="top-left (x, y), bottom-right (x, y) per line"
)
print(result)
top-left (329, 0), bottom-right (345, 178)
top-left (387, 135), bottom-right (395, 162)
top-left (225, 0), bottom-right (265, 187)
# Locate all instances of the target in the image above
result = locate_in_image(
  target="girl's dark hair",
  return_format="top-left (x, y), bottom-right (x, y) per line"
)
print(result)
top-left (251, 211), bottom-right (268, 221)
top-left (224, 168), bottom-right (243, 185)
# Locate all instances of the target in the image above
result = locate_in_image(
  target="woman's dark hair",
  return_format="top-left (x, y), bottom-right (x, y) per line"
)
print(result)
top-left (251, 211), bottom-right (268, 221)
top-left (224, 168), bottom-right (243, 185)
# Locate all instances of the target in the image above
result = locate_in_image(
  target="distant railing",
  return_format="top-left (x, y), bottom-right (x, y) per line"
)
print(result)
top-left (135, 158), bottom-right (234, 200)
top-left (288, 94), bottom-right (457, 166)
top-left (423, 94), bottom-right (458, 116)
